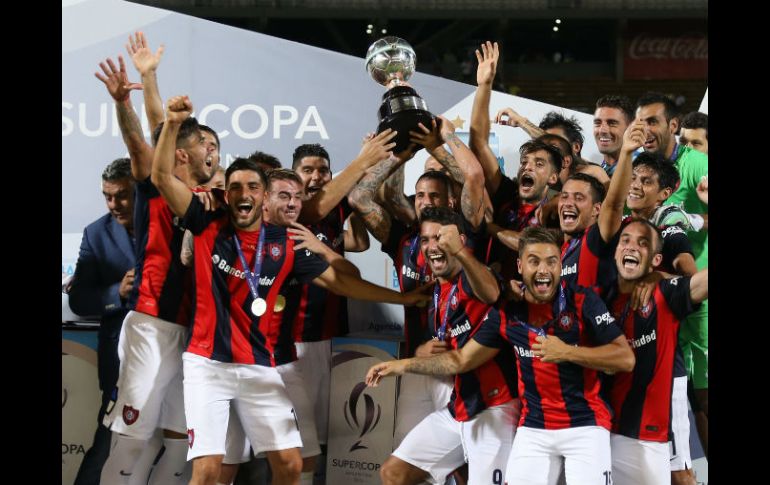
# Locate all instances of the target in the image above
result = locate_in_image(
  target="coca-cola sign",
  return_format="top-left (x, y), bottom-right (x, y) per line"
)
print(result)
top-left (629, 34), bottom-right (708, 61)
top-left (624, 25), bottom-right (708, 80)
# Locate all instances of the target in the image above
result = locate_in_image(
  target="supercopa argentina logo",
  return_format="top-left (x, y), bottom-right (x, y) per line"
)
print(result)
top-left (343, 382), bottom-right (382, 452)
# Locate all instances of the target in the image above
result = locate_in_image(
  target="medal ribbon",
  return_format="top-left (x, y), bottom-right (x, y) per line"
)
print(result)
top-left (433, 280), bottom-right (459, 341)
top-left (232, 225), bottom-right (266, 302)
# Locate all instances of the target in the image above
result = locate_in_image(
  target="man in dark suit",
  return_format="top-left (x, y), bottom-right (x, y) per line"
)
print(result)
top-left (70, 158), bottom-right (137, 485)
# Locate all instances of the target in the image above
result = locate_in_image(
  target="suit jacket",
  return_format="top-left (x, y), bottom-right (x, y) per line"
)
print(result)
top-left (68, 213), bottom-right (135, 327)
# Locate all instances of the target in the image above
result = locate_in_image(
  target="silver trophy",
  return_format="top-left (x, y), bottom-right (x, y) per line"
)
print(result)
top-left (365, 37), bottom-right (434, 152)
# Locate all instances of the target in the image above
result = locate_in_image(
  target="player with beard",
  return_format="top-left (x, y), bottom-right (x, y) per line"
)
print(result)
top-left (218, 168), bottom-right (365, 485)
top-left (348, 124), bottom-right (487, 454)
top-left (593, 95), bottom-right (635, 177)
top-left (620, 153), bottom-right (699, 485)
top-left (152, 95), bottom-right (428, 485)
top-left (603, 220), bottom-right (708, 485)
top-left (94, 53), bottom-right (219, 485)
top-left (558, 120), bottom-right (647, 300)
top-left (367, 226), bottom-right (635, 485)
top-left (636, 94), bottom-right (709, 451)
top-left (288, 142), bottom-right (381, 482)
top-left (468, 42), bottom-right (562, 278)
top-left (370, 207), bottom-right (518, 485)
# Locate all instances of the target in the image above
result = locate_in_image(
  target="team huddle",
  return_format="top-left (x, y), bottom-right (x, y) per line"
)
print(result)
top-left (73, 33), bottom-right (708, 485)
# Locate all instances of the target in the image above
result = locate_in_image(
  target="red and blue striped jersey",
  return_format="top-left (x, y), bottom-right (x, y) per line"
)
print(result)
top-left (561, 223), bottom-right (619, 299)
top-left (475, 283), bottom-right (622, 430)
top-left (382, 216), bottom-right (487, 357)
top-left (292, 201), bottom-right (352, 343)
top-left (129, 178), bottom-right (192, 326)
top-left (604, 277), bottom-right (699, 442)
top-left (382, 219), bottom-right (433, 357)
top-left (485, 175), bottom-right (532, 277)
top-left (183, 198), bottom-right (329, 366)
top-left (429, 270), bottom-right (515, 422)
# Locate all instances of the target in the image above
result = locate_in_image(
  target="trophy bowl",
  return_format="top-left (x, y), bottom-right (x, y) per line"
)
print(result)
top-left (365, 37), bottom-right (434, 153)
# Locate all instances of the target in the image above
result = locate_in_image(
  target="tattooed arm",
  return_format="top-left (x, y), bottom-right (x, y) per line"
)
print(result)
top-left (440, 122), bottom-right (486, 231)
top-left (409, 117), bottom-right (486, 230)
top-left (95, 55), bottom-right (154, 181)
top-left (365, 339), bottom-right (499, 386)
top-left (347, 156), bottom-right (405, 244)
top-left (381, 161), bottom-right (417, 226)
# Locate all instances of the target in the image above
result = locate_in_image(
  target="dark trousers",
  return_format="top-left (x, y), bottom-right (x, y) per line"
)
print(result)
top-left (73, 315), bottom-right (124, 485)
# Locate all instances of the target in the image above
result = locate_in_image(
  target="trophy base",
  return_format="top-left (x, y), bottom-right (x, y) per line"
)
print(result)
top-left (377, 110), bottom-right (434, 154)
top-left (376, 85), bottom-right (435, 153)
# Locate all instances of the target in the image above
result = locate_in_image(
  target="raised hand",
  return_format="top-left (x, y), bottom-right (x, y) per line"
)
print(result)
top-left (94, 56), bottom-right (142, 102)
top-left (166, 95), bottom-right (193, 124)
top-left (622, 120), bottom-right (646, 154)
top-left (475, 41), bottom-right (499, 87)
top-left (356, 129), bottom-right (398, 168)
top-left (494, 107), bottom-right (523, 127)
top-left (436, 224), bottom-right (464, 257)
top-left (409, 119), bottom-right (443, 151)
top-left (126, 31), bottom-right (165, 76)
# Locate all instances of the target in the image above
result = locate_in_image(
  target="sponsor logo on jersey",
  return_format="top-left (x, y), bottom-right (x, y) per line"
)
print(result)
top-left (449, 320), bottom-right (471, 338)
top-left (514, 345), bottom-right (535, 358)
top-left (594, 311), bottom-right (615, 326)
top-left (670, 277), bottom-right (680, 286)
top-left (629, 329), bottom-right (657, 349)
top-left (122, 405), bottom-right (139, 425)
top-left (401, 264), bottom-right (430, 282)
top-left (661, 225), bottom-right (685, 238)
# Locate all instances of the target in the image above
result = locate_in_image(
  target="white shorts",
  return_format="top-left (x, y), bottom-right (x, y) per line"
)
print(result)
top-left (393, 400), bottom-right (519, 485)
top-left (223, 352), bottom-right (331, 464)
top-left (223, 408), bottom-right (251, 465)
top-left (295, 340), bottom-right (332, 444)
top-left (611, 433), bottom-right (670, 485)
top-left (182, 352), bottom-right (302, 461)
top-left (277, 359), bottom-right (321, 458)
top-left (393, 373), bottom-right (453, 448)
top-left (669, 376), bottom-right (692, 471)
top-left (506, 426), bottom-right (611, 485)
top-left (103, 311), bottom-right (187, 438)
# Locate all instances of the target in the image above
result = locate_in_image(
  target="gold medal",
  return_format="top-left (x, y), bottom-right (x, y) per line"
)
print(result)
top-left (251, 298), bottom-right (267, 316)
top-left (274, 295), bottom-right (286, 312)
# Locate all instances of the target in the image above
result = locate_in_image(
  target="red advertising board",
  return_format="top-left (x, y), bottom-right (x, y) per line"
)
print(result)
top-left (624, 21), bottom-right (708, 80)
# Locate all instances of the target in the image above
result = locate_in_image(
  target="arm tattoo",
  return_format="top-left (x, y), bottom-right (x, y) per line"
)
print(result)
top-left (523, 120), bottom-right (545, 139)
top-left (351, 158), bottom-right (399, 243)
top-left (432, 146), bottom-right (465, 185)
top-left (461, 185), bottom-right (483, 226)
top-left (116, 102), bottom-right (145, 149)
top-left (444, 132), bottom-right (464, 149)
top-left (384, 164), bottom-right (417, 223)
top-left (405, 352), bottom-right (459, 376)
